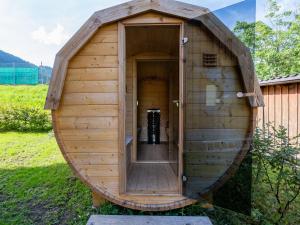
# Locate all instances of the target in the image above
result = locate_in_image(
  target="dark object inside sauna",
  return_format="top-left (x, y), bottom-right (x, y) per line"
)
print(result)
top-left (147, 109), bottom-right (160, 144)
top-left (125, 25), bottom-right (180, 194)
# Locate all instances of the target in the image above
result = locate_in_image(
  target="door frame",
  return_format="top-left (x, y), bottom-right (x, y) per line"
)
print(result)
top-left (118, 21), bottom-right (185, 195)
top-left (132, 57), bottom-right (178, 163)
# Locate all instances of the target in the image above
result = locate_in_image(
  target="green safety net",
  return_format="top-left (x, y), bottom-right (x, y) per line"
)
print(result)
top-left (0, 67), bottom-right (39, 85)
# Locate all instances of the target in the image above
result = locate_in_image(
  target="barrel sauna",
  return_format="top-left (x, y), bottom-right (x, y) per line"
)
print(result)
top-left (45, 0), bottom-right (264, 211)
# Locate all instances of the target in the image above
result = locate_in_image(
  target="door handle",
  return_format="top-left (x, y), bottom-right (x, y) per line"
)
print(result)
top-left (173, 100), bottom-right (179, 107)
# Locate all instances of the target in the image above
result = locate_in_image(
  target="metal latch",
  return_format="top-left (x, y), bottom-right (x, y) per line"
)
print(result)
top-left (237, 92), bottom-right (255, 98)
top-left (182, 175), bottom-right (187, 182)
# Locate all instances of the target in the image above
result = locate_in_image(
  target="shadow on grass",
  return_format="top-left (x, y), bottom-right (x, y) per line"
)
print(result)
top-left (0, 163), bottom-right (255, 225)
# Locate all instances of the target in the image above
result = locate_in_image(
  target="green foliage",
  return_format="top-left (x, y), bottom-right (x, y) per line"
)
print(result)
top-left (0, 106), bottom-right (51, 131)
top-left (252, 125), bottom-right (300, 224)
top-left (0, 85), bottom-right (51, 132)
top-left (233, 0), bottom-right (300, 80)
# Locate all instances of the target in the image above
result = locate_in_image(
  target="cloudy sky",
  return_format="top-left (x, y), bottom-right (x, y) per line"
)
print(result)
top-left (0, 0), bottom-right (298, 66)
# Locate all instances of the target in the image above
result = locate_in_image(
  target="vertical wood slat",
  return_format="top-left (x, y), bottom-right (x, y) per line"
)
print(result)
top-left (289, 84), bottom-right (298, 139)
top-left (263, 86), bottom-right (269, 128)
top-left (297, 83), bottom-right (300, 145)
top-left (118, 22), bottom-right (126, 194)
top-left (259, 83), bottom-right (300, 140)
top-left (268, 86), bottom-right (275, 126)
top-left (281, 85), bottom-right (289, 135)
top-left (274, 85), bottom-right (282, 128)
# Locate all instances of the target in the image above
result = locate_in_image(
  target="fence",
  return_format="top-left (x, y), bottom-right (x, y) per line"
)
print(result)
top-left (0, 63), bottom-right (51, 85)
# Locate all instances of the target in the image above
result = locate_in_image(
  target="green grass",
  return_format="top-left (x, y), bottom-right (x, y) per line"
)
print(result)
top-left (0, 132), bottom-right (255, 225)
top-left (0, 85), bottom-right (48, 107)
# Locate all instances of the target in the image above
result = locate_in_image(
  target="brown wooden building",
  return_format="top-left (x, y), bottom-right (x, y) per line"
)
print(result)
top-left (45, 0), bottom-right (263, 211)
top-left (258, 74), bottom-right (300, 138)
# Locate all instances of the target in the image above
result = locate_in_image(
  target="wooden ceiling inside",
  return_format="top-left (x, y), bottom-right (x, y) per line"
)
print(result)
top-left (126, 26), bottom-right (180, 57)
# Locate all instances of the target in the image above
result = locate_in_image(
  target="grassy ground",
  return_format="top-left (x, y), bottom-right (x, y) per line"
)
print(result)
top-left (0, 131), bottom-right (255, 225)
top-left (0, 85), bottom-right (48, 107)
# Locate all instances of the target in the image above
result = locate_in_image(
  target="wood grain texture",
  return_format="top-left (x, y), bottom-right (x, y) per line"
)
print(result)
top-left (45, 1), bottom-right (262, 109)
top-left (258, 83), bottom-right (300, 141)
top-left (48, 8), bottom-right (259, 211)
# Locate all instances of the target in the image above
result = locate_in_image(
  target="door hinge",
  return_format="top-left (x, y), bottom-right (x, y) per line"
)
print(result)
top-left (182, 175), bottom-right (187, 182)
top-left (182, 37), bottom-right (189, 45)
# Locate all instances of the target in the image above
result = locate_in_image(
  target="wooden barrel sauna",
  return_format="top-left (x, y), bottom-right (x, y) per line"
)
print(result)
top-left (45, 0), bottom-right (264, 211)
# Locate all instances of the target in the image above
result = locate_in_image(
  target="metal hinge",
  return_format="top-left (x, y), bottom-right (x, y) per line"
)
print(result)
top-left (182, 37), bottom-right (189, 45)
top-left (182, 175), bottom-right (187, 182)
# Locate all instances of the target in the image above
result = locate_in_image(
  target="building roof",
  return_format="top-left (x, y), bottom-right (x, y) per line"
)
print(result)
top-left (260, 74), bottom-right (300, 86)
top-left (45, 0), bottom-right (264, 109)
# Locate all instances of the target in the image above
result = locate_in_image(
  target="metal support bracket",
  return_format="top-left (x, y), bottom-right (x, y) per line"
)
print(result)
top-left (237, 92), bottom-right (255, 98)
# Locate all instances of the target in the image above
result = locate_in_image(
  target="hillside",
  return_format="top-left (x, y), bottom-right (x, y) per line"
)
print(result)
top-left (0, 50), bottom-right (36, 67)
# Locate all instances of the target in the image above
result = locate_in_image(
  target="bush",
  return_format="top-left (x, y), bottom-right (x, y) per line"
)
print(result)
top-left (0, 106), bottom-right (52, 132)
top-left (252, 125), bottom-right (300, 225)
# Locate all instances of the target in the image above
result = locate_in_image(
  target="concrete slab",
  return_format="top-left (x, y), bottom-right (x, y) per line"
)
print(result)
top-left (87, 215), bottom-right (213, 225)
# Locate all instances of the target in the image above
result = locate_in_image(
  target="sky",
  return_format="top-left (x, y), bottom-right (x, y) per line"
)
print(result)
top-left (0, 0), bottom-right (298, 67)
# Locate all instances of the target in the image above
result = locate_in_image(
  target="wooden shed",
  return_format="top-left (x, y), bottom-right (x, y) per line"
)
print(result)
top-left (258, 74), bottom-right (300, 138)
top-left (45, 0), bottom-right (264, 211)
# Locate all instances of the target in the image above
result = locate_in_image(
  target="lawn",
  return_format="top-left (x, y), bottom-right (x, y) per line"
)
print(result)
top-left (0, 132), bottom-right (256, 225)
top-left (0, 85), bottom-right (48, 107)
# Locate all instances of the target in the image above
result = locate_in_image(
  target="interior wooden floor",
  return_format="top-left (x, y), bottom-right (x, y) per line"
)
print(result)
top-left (137, 143), bottom-right (169, 161)
top-left (127, 163), bottom-right (178, 194)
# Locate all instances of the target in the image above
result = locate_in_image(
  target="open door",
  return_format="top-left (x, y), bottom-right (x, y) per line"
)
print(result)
top-left (123, 24), bottom-right (183, 195)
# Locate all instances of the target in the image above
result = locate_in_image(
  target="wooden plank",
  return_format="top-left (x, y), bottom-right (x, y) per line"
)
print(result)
top-left (186, 104), bottom-right (250, 117)
top-left (185, 128), bottom-right (247, 141)
top-left (121, 12), bottom-right (183, 24)
top-left (187, 78), bottom-right (242, 92)
top-left (184, 152), bottom-right (237, 166)
top-left (69, 56), bottom-right (118, 68)
top-left (184, 164), bottom-right (227, 177)
top-left (263, 86), bottom-right (269, 126)
top-left (90, 30), bottom-right (118, 43)
top-left (62, 93), bottom-right (118, 105)
top-left (289, 84), bottom-right (298, 138)
top-left (64, 81), bottom-right (118, 93)
top-left (187, 91), bottom-right (247, 104)
top-left (185, 116), bottom-right (250, 129)
top-left (66, 68), bottom-right (118, 81)
top-left (57, 105), bottom-right (118, 117)
top-left (60, 129), bottom-right (118, 141)
top-left (298, 83), bottom-right (300, 144)
top-left (86, 215), bottom-right (213, 225)
top-left (185, 141), bottom-right (246, 153)
top-left (268, 86), bottom-right (275, 125)
top-left (78, 164), bottom-right (119, 176)
top-left (58, 117), bottom-right (118, 129)
top-left (274, 85), bottom-right (282, 128)
top-left (67, 152), bottom-right (118, 165)
top-left (64, 141), bottom-right (118, 153)
top-left (77, 43), bottom-right (118, 56)
top-left (118, 21), bottom-right (126, 194)
top-left (282, 85), bottom-right (289, 132)
top-left (92, 192), bottom-right (106, 207)
top-left (88, 176), bottom-right (119, 194)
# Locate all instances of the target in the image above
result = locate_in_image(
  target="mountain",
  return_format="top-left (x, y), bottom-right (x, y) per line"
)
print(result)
top-left (0, 50), bottom-right (36, 67)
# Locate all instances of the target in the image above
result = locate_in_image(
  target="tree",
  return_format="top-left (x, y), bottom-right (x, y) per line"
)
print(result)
top-left (252, 125), bottom-right (300, 225)
top-left (233, 0), bottom-right (300, 80)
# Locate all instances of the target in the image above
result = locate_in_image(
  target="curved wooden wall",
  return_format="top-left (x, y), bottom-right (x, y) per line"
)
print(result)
top-left (52, 12), bottom-right (254, 211)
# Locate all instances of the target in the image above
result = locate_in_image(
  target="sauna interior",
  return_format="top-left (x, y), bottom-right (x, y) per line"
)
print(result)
top-left (125, 25), bottom-right (180, 194)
